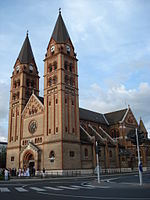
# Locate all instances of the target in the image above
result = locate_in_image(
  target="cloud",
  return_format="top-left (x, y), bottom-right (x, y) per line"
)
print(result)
top-left (0, 136), bottom-right (7, 142)
top-left (80, 82), bottom-right (150, 135)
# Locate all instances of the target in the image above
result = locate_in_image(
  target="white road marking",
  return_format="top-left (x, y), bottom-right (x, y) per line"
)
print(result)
top-left (0, 187), bottom-right (10, 192)
top-left (58, 186), bottom-right (79, 190)
top-left (30, 187), bottom-right (46, 192)
top-left (44, 186), bottom-right (63, 191)
top-left (71, 185), bottom-right (88, 189)
top-left (15, 187), bottom-right (28, 192)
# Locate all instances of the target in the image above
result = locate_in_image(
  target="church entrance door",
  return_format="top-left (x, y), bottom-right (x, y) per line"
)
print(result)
top-left (23, 151), bottom-right (35, 175)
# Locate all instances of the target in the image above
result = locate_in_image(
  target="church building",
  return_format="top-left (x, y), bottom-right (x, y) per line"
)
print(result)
top-left (7, 11), bottom-right (150, 174)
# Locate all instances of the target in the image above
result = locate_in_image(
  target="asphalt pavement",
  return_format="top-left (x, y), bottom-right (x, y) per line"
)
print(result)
top-left (0, 172), bottom-right (150, 200)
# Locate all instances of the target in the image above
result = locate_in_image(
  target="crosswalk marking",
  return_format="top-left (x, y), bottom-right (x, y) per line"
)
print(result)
top-left (71, 185), bottom-right (88, 189)
top-left (0, 184), bottom-right (108, 193)
top-left (30, 187), bottom-right (46, 192)
top-left (0, 187), bottom-right (10, 192)
top-left (58, 186), bottom-right (79, 190)
top-left (44, 186), bottom-right (63, 191)
top-left (15, 187), bottom-right (28, 192)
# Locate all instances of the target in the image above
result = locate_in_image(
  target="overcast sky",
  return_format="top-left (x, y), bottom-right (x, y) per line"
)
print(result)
top-left (0, 0), bottom-right (150, 141)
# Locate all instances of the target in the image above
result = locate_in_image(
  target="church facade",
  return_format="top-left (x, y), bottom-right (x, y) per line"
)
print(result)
top-left (7, 11), bottom-right (150, 174)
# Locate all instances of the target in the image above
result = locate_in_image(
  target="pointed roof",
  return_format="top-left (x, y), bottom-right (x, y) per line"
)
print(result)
top-left (139, 118), bottom-right (147, 133)
top-left (17, 32), bottom-right (35, 64)
top-left (51, 10), bottom-right (70, 43)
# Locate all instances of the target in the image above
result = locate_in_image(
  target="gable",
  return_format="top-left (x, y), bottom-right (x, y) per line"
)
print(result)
top-left (124, 108), bottom-right (138, 126)
top-left (22, 94), bottom-right (44, 118)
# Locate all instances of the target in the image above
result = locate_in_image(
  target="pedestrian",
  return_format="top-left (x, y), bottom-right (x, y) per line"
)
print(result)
top-left (18, 168), bottom-right (21, 177)
top-left (33, 166), bottom-right (35, 176)
top-left (42, 168), bottom-right (45, 178)
top-left (4, 168), bottom-right (9, 181)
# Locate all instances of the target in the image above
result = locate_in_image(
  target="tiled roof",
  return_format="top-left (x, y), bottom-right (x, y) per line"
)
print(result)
top-left (79, 108), bottom-right (107, 124)
top-left (18, 33), bottom-right (35, 64)
top-left (79, 107), bottom-right (128, 125)
top-left (51, 12), bottom-right (70, 43)
top-left (104, 109), bottom-right (127, 125)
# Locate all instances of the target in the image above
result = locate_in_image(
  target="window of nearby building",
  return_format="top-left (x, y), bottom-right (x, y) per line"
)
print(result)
top-left (69, 151), bottom-right (75, 157)
top-left (11, 156), bottom-right (14, 161)
top-left (56, 127), bottom-right (58, 132)
top-left (56, 99), bottom-right (58, 104)
top-left (49, 151), bottom-right (55, 162)
top-left (84, 148), bottom-right (88, 158)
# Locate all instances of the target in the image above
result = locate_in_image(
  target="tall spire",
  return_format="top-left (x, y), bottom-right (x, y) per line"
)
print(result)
top-left (17, 31), bottom-right (34, 64)
top-left (51, 10), bottom-right (70, 43)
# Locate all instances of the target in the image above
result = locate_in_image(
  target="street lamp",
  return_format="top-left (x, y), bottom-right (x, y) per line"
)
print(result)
top-left (95, 141), bottom-right (100, 183)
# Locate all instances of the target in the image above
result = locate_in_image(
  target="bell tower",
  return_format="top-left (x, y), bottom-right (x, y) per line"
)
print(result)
top-left (43, 10), bottom-right (81, 171)
top-left (7, 32), bottom-right (39, 169)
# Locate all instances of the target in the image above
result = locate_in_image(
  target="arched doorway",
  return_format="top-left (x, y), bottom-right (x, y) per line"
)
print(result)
top-left (23, 151), bottom-right (35, 175)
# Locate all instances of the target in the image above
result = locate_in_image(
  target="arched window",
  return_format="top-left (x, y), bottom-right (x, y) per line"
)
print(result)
top-left (49, 151), bottom-right (55, 162)
top-left (53, 61), bottom-right (57, 70)
top-left (17, 79), bottom-right (20, 87)
top-left (49, 77), bottom-right (52, 86)
top-left (31, 80), bottom-right (34, 88)
top-left (110, 129), bottom-right (119, 138)
top-left (70, 77), bottom-right (74, 86)
top-left (49, 64), bottom-right (52, 72)
top-left (26, 79), bottom-right (29, 87)
top-left (65, 75), bottom-right (68, 84)
top-left (64, 61), bottom-right (68, 70)
top-left (84, 148), bottom-right (88, 158)
top-left (109, 150), bottom-right (112, 158)
top-left (69, 63), bottom-right (73, 72)
top-left (14, 81), bottom-right (17, 88)
top-left (53, 76), bottom-right (57, 84)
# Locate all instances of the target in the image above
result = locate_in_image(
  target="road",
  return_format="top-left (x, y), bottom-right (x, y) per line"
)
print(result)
top-left (0, 172), bottom-right (150, 200)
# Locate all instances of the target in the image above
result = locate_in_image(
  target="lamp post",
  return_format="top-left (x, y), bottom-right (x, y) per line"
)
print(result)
top-left (135, 128), bottom-right (143, 186)
top-left (95, 141), bottom-right (100, 183)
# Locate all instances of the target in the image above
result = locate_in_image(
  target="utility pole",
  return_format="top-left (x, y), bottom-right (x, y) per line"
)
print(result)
top-left (95, 141), bottom-right (100, 183)
top-left (135, 128), bottom-right (143, 186)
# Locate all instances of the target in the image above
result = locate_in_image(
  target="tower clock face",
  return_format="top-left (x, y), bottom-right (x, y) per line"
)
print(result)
top-left (29, 120), bottom-right (37, 134)
top-left (66, 45), bottom-right (70, 52)
top-left (51, 45), bottom-right (55, 52)
top-left (16, 65), bottom-right (20, 72)
top-left (29, 65), bottom-right (33, 71)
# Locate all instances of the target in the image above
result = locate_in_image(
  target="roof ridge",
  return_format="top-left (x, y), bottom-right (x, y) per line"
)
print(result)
top-left (79, 107), bottom-right (103, 115)
top-left (104, 108), bottom-right (127, 115)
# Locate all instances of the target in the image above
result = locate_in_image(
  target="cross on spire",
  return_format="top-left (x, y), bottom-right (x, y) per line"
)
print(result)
top-left (26, 30), bottom-right (29, 36)
top-left (59, 8), bottom-right (61, 14)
